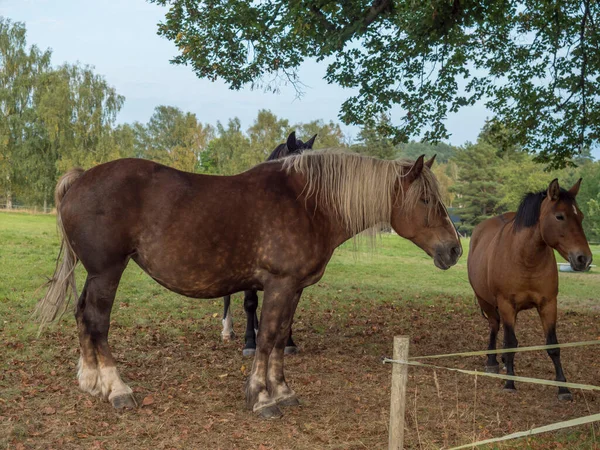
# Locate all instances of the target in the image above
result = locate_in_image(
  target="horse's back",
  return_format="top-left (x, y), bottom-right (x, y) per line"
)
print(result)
top-left (467, 212), bottom-right (515, 305)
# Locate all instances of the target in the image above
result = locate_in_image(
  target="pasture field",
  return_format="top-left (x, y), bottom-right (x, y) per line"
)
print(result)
top-left (2, 211), bottom-right (600, 449)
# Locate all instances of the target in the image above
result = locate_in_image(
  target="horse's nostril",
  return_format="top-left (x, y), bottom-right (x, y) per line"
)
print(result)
top-left (451, 245), bottom-right (462, 258)
top-left (577, 254), bottom-right (589, 266)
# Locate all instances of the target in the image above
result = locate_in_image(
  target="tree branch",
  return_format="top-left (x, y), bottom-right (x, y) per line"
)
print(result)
top-left (363, 0), bottom-right (394, 28)
top-left (312, 0), bottom-right (393, 44)
top-left (579, 0), bottom-right (589, 147)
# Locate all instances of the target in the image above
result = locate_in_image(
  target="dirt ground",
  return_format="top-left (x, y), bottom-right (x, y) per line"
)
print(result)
top-left (2, 298), bottom-right (600, 449)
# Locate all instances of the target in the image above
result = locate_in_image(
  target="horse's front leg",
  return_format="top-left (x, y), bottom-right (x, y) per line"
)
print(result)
top-left (498, 298), bottom-right (518, 392)
top-left (268, 289), bottom-right (303, 407)
top-left (245, 281), bottom-right (297, 419)
top-left (538, 300), bottom-right (572, 401)
top-left (76, 266), bottom-right (136, 410)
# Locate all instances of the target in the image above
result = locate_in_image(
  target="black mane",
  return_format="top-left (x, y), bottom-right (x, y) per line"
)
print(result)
top-left (513, 188), bottom-right (574, 231)
top-left (267, 143), bottom-right (293, 161)
top-left (266, 139), bottom-right (312, 161)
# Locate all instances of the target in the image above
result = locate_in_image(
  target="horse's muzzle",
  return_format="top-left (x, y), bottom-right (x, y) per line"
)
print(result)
top-left (433, 242), bottom-right (463, 270)
top-left (568, 252), bottom-right (592, 272)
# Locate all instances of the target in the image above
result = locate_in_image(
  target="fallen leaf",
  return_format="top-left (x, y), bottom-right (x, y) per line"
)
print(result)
top-left (142, 395), bottom-right (154, 406)
top-left (42, 406), bottom-right (56, 415)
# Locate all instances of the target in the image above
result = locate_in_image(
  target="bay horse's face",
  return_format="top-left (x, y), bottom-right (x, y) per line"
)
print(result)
top-left (540, 179), bottom-right (592, 271)
top-left (390, 155), bottom-right (462, 270)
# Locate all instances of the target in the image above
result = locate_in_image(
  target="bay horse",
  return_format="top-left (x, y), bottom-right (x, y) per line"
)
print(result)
top-left (35, 150), bottom-right (462, 419)
top-left (468, 179), bottom-right (592, 400)
top-left (221, 131), bottom-right (317, 357)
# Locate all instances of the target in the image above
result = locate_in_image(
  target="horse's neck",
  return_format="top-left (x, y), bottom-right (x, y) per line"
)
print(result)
top-left (288, 170), bottom-right (384, 250)
top-left (510, 223), bottom-right (554, 268)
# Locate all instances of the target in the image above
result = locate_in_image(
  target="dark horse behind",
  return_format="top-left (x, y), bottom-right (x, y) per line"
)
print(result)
top-left (221, 131), bottom-right (317, 356)
top-left (468, 179), bottom-right (592, 400)
top-left (35, 150), bottom-right (461, 419)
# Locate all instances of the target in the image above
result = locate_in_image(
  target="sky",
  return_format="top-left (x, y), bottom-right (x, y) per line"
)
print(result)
top-left (2, 0), bottom-right (494, 146)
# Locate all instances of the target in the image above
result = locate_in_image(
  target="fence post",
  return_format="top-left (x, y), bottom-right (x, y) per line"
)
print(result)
top-left (389, 335), bottom-right (410, 450)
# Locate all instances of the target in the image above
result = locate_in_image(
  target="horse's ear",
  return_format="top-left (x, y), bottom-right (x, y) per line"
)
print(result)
top-left (425, 154), bottom-right (436, 169)
top-left (547, 178), bottom-right (560, 201)
top-left (305, 134), bottom-right (317, 149)
top-left (406, 155), bottom-right (425, 183)
top-left (287, 132), bottom-right (298, 151)
top-left (568, 178), bottom-right (582, 196)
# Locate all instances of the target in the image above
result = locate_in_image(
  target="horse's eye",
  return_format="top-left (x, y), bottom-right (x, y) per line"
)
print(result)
top-left (421, 198), bottom-right (429, 205)
top-left (555, 214), bottom-right (565, 221)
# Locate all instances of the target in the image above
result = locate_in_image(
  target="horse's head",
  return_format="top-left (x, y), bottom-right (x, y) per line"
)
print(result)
top-left (390, 155), bottom-right (462, 270)
top-left (286, 131), bottom-right (317, 154)
top-left (540, 179), bottom-right (592, 271)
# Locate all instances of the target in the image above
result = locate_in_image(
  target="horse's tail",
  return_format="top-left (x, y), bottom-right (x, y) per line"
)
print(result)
top-left (33, 168), bottom-right (85, 330)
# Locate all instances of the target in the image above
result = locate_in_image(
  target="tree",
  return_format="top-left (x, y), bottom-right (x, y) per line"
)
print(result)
top-left (55, 64), bottom-right (125, 171)
top-left (451, 142), bottom-right (503, 234)
top-left (351, 114), bottom-right (397, 159)
top-left (294, 119), bottom-right (346, 148)
top-left (112, 124), bottom-right (137, 160)
top-left (17, 68), bottom-right (70, 210)
top-left (150, 0), bottom-right (600, 168)
top-left (496, 153), bottom-right (560, 211)
top-left (398, 141), bottom-right (456, 163)
top-left (201, 118), bottom-right (250, 175)
top-left (0, 18), bottom-right (52, 208)
top-left (247, 109), bottom-right (290, 163)
top-left (431, 162), bottom-right (456, 207)
top-left (586, 194), bottom-right (600, 241)
top-left (138, 105), bottom-right (213, 171)
top-left (573, 161), bottom-right (600, 241)
top-left (478, 118), bottom-right (521, 159)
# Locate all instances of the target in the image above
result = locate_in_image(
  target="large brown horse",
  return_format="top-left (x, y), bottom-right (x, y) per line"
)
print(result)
top-left (468, 179), bottom-right (592, 400)
top-left (36, 150), bottom-right (461, 419)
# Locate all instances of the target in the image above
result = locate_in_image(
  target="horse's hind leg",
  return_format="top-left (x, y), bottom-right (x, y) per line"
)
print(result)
top-left (242, 290), bottom-right (259, 357)
top-left (479, 298), bottom-right (500, 373)
top-left (221, 295), bottom-right (235, 341)
top-left (498, 298), bottom-right (518, 392)
top-left (76, 264), bottom-right (135, 409)
top-left (538, 300), bottom-right (572, 401)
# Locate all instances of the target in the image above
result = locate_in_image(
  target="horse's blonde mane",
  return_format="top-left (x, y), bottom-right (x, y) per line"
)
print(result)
top-left (281, 149), bottom-right (443, 237)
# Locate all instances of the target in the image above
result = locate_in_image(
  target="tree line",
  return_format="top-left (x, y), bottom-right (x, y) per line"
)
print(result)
top-left (2, 18), bottom-right (599, 241)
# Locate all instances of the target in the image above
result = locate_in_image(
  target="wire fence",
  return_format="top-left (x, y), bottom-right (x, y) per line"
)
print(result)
top-left (384, 338), bottom-right (600, 449)
top-left (0, 204), bottom-right (55, 214)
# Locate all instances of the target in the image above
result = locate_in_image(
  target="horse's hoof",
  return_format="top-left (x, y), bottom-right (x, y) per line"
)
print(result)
top-left (111, 394), bottom-right (137, 410)
top-left (242, 348), bottom-right (256, 357)
top-left (221, 332), bottom-right (235, 342)
top-left (503, 387), bottom-right (517, 394)
top-left (485, 365), bottom-right (500, 374)
top-left (558, 392), bottom-right (573, 401)
top-left (284, 346), bottom-right (299, 355)
top-left (277, 395), bottom-right (300, 408)
top-left (256, 404), bottom-right (283, 419)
